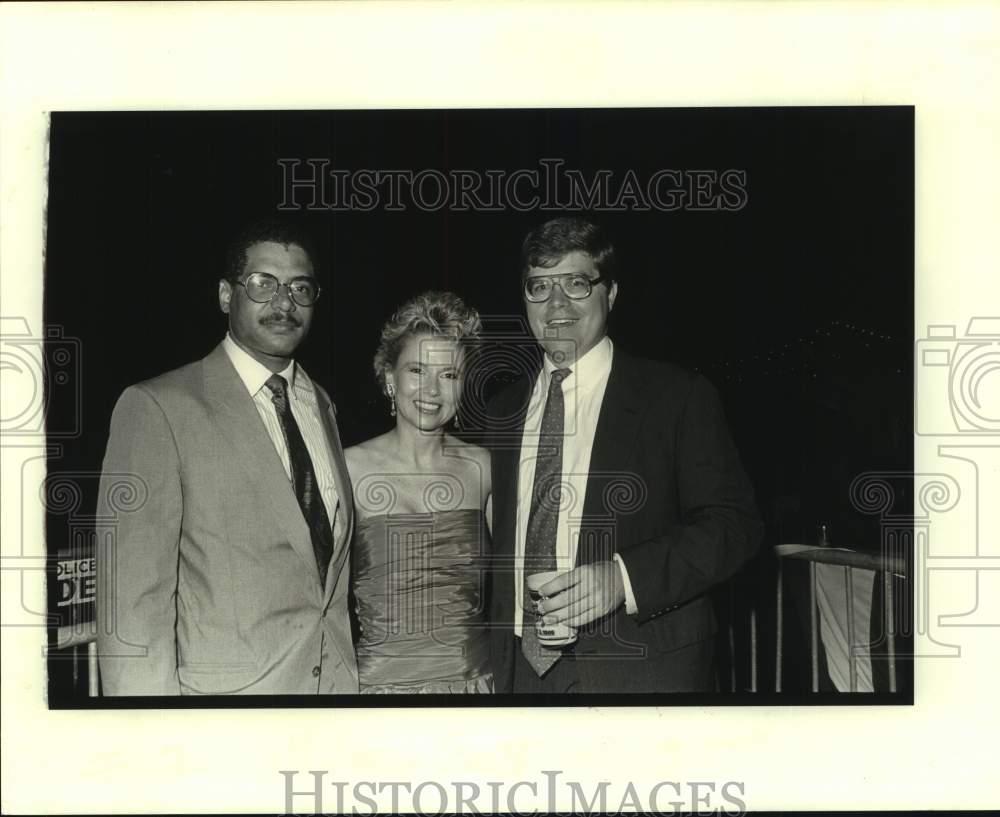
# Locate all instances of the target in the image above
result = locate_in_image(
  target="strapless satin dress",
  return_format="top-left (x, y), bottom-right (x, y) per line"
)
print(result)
top-left (353, 509), bottom-right (493, 693)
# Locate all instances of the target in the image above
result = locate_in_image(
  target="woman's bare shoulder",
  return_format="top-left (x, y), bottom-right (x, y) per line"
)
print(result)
top-left (345, 433), bottom-right (396, 471)
top-left (443, 436), bottom-right (491, 497)
top-left (444, 435), bottom-right (490, 463)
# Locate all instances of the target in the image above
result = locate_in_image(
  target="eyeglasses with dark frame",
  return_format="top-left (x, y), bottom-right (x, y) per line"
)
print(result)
top-left (523, 272), bottom-right (611, 303)
top-left (229, 272), bottom-right (321, 307)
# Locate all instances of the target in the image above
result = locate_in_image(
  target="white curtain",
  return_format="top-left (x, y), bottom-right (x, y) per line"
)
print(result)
top-left (816, 561), bottom-right (875, 692)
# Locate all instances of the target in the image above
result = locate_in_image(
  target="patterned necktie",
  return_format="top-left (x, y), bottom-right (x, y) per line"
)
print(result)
top-left (264, 374), bottom-right (334, 588)
top-left (521, 367), bottom-right (571, 677)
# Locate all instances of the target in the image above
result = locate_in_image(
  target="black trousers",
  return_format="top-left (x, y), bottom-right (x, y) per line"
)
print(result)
top-left (511, 634), bottom-right (717, 693)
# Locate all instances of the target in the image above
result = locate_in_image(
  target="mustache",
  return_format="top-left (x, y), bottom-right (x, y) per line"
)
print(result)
top-left (260, 314), bottom-right (302, 327)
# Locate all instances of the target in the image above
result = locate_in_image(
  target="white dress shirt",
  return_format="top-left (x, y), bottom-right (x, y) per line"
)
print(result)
top-left (513, 336), bottom-right (637, 635)
top-left (222, 334), bottom-right (341, 542)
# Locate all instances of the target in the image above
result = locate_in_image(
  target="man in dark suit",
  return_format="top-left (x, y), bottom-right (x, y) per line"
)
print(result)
top-left (487, 216), bottom-right (762, 693)
top-left (97, 219), bottom-right (357, 695)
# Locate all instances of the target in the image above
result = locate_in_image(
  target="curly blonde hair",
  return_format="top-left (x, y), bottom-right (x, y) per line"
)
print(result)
top-left (373, 291), bottom-right (482, 393)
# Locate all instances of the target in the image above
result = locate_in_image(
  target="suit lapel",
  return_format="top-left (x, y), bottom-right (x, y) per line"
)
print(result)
top-left (492, 376), bottom-right (535, 559)
top-left (488, 375), bottom-right (534, 671)
top-left (577, 351), bottom-right (648, 565)
top-left (200, 344), bottom-right (321, 589)
top-left (315, 389), bottom-right (354, 602)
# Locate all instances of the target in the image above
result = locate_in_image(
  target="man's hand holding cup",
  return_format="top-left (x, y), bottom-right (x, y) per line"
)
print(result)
top-left (530, 561), bottom-right (626, 642)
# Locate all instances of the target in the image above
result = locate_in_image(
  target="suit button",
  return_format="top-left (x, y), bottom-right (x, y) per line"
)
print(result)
top-left (312, 666), bottom-right (321, 677)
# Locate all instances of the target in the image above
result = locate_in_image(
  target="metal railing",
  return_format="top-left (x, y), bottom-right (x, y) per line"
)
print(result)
top-left (774, 544), bottom-right (906, 693)
top-left (53, 622), bottom-right (99, 697)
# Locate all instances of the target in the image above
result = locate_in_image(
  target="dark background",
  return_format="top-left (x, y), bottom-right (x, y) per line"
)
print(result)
top-left (44, 108), bottom-right (913, 701)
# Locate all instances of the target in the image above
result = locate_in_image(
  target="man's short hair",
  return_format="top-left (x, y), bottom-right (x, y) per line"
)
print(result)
top-left (223, 217), bottom-right (321, 281)
top-left (519, 215), bottom-right (618, 284)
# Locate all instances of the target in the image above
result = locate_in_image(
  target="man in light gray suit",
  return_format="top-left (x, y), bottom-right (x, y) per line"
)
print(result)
top-left (97, 219), bottom-right (358, 695)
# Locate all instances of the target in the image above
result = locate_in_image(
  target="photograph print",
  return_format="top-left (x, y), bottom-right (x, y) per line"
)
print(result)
top-left (41, 106), bottom-right (914, 705)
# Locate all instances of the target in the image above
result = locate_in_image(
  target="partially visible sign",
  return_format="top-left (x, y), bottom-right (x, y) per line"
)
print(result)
top-left (56, 555), bottom-right (96, 608)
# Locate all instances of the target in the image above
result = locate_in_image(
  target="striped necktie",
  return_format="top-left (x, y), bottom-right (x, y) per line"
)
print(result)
top-left (521, 367), bottom-right (571, 676)
top-left (265, 374), bottom-right (334, 588)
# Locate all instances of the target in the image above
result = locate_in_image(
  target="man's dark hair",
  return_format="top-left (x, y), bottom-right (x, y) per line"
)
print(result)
top-left (223, 217), bottom-right (320, 281)
top-left (519, 215), bottom-right (618, 284)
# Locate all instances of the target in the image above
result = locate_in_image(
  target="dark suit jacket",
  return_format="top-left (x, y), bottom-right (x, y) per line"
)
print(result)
top-left (487, 349), bottom-right (762, 693)
top-left (96, 342), bottom-right (359, 695)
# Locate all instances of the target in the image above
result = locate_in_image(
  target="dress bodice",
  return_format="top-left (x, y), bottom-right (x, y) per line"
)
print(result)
top-left (353, 508), bottom-right (493, 693)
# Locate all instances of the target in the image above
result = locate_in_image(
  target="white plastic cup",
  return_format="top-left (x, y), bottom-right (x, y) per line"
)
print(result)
top-left (526, 570), bottom-right (578, 646)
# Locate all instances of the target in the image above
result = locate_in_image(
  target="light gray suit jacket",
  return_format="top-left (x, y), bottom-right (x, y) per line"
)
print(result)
top-left (96, 342), bottom-right (358, 695)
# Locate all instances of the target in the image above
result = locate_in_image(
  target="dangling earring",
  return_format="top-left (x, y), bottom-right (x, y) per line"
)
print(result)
top-left (386, 383), bottom-right (396, 417)
top-left (453, 410), bottom-right (461, 430)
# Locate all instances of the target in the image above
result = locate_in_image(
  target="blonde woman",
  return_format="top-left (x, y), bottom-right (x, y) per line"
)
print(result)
top-left (346, 291), bottom-right (493, 693)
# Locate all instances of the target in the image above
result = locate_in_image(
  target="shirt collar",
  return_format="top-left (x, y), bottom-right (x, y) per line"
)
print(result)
top-left (223, 332), bottom-right (297, 398)
top-left (541, 335), bottom-right (613, 393)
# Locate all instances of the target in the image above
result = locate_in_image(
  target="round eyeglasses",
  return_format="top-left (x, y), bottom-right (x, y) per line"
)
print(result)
top-left (229, 272), bottom-right (321, 307)
top-left (523, 272), bottom-right (611, 303)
